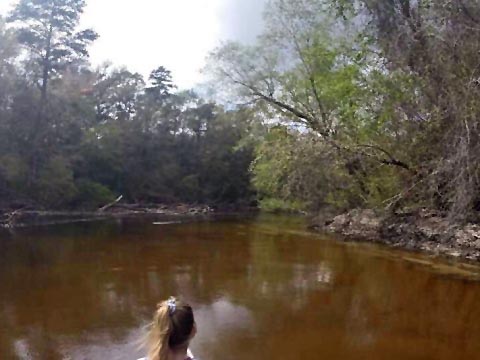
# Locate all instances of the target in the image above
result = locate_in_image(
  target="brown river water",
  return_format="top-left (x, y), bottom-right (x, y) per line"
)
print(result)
top-left (1, 214), bottom-right (480, 360)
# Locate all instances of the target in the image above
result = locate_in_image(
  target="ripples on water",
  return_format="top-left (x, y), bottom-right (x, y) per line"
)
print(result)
top-left (1, 214), bottom-right (480, 360)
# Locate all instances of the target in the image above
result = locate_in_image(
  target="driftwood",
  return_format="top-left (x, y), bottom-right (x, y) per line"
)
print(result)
top-left (0, 203), bottom-right (221, 229)
top-left (97, 195), bottom-right (123, 212)
top-left (0, 209), bottom-right (22, 228)
top-left (103, 203), bottom-right (152, 211)
top-left (0, 210), bottom-right (110, 228)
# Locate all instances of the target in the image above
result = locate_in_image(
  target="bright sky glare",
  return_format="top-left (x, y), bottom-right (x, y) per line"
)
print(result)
top-left (0, 0), bottom-right (265, 89)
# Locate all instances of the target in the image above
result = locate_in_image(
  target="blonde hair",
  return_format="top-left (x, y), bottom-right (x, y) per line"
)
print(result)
top-left (146, 297), bottom-right (195, 360)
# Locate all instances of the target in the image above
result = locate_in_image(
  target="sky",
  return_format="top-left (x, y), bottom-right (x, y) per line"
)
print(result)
top-left (0, 0), bottom-right (266, 89)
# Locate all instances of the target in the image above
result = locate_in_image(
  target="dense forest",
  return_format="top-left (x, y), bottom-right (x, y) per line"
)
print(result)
top-left (1, 0), bottom-right (480, 221)
top-left (0, 0), bottom-right (259, 210)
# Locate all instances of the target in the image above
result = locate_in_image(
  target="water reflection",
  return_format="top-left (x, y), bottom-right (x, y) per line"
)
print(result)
top-left (1, 215), bottom-right (480, 359)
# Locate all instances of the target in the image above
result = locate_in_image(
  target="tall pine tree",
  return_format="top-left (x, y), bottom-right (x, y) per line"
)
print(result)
top-left (8, 0), bottom-right (98, 101)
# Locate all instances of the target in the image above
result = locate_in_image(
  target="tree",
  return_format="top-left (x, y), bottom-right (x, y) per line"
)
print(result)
top-left (93, 66), bottom-right (145, 122)
top-left (330, 0), bottom-right (480, 219)
top-left (0, 15), bottom-right (18, 151)
top-left (5, 0), bottom-right (97, 186)
top-left (0, 16), bottom-right (18, 113)
top-left (8, 0), bottom-right (98, 101)
top-left (207, 0), bottom-right (415, 213)
top-left (0, 16), bottom-right (17, 74)
top-left (0, 5), bottom-right (263, 211)
top-left (146, 66), bottom-right (176, 102)
top-left (208, 0), bottom-right (410, 174)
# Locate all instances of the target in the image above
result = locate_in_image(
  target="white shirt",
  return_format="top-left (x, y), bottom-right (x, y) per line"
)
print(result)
top-left (138, 348), bottom-right (195, 360)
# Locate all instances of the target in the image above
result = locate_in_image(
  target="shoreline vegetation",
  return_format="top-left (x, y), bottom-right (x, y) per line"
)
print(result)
top-left (3, 0), bottom-right (480, 266)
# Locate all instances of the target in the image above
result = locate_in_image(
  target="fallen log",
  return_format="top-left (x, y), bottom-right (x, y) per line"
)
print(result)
top-left (97, 195), bottom-right (123, 212)
top-left (0, 209), bottom-right (22, 228)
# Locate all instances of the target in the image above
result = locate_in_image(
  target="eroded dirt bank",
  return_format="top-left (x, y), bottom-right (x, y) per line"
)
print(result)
top-left (312, 209), bottom-right (480, 261)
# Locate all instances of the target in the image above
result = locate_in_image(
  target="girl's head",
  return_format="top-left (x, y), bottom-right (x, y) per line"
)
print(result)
top-left (147, 297), bottom-right (196, 360)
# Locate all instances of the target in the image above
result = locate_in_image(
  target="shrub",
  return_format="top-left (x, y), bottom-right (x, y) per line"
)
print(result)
top-left (72, 179), bottom-right (116, 210)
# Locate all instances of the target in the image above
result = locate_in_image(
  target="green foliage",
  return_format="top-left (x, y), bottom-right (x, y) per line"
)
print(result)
top-left (252, 125), bottom-right (378, 212)
top-left (0, 16), bottom-right (17, 73)
top-left (252, 127), bottom-right (294, 199)
top-left (8, 0), bottom-right (98, 97)
top-left (34, 156), bottom-right (78, 208)
top-left (258, 198), bottom-right (305, 213)
top-left (93, 66), bottom-right (145, 122)
top-left (6, 0), bottom-right (480, 222)
top-left (208, 0), bottom-right (438, 216)
top-left (146, 66), bottom-right (176, 101)
top-left (0, 0), bottom-right (257, 210)
top-left (72, 179), bottom-right (116, 210)
top-left (0, 155), bottom-right (28, 190)
top-left (180, 175), bottom-right (201, 203)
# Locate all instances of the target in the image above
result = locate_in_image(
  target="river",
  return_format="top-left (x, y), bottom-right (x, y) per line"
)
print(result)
top-left (1, 214), bottom-right (480, 359)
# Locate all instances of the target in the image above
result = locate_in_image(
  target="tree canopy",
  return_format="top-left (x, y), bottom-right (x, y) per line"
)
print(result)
top-left (3, 0), bottom-right (480, 220)
top-left (208, 0), bottom-right (480, 219)
top-left (0, 2), bottom-right (258, 211)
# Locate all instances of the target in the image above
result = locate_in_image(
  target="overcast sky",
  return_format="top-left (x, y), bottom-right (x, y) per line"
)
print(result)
top-left (0, 0), bottom-right (266, 89)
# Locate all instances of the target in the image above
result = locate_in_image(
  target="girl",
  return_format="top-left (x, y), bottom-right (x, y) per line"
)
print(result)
top-left (140, 297), bottom-right (197, 360)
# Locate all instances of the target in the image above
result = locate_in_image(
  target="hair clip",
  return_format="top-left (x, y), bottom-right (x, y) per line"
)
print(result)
top-left (167, 297), bottom-right (176, 315)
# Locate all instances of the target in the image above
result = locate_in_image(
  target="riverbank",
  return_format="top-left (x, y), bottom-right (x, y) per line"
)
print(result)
top-left (312, 209), bottom-right (480, 262)
top-left (0, 203), bottom-right (254, 228)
